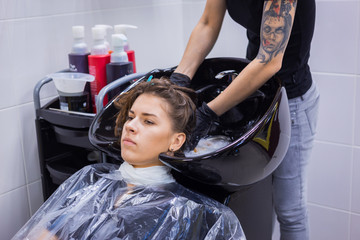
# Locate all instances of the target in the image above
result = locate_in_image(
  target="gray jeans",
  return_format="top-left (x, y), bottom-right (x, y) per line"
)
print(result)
top-left (273, 81), bottom-right (320, 240)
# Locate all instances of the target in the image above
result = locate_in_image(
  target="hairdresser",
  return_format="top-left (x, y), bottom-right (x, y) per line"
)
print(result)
top-left (170, 0), bottom-right (319, 239)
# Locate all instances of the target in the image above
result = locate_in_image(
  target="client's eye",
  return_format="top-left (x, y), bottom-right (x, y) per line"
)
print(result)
top-left (126, 115), bottom-right (134, 121)
top-left (144, 119), bottom-right (154, 125)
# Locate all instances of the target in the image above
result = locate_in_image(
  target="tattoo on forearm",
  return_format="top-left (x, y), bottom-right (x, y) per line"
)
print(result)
top-left (257, 0), bottom-right (297, 64)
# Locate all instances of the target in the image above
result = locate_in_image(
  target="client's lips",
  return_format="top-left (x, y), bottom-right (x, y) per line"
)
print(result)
top-left (122, 137), bottom-right (136, 146)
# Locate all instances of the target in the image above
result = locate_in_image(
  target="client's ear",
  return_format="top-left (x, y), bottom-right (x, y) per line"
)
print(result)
top-left (169, 132), bottom-right (186, 152)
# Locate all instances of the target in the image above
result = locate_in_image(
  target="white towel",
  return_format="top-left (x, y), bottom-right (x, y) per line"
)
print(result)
top-left (119, 161), bottom-right (175, 186)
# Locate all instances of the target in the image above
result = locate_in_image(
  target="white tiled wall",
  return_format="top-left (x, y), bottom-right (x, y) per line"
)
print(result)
top-left (309, 1), bottom-right (359, 74)
top-left (0, 186), bottom-right (30, 240)
top-left (308, 204), bottom-right (350, 239)
top-left (313, 73), bottom-right (356, 145)
top-left (355, 78), bottom-right (360, 146)
top-left (352, 149), bottom-right (360, 214)
top-left (0, 0), bottom-right (359, 239)
top-left (0, 107), bottom-right (26, 194)
top-left (350, 214), bottom-right (360, 240)
top-left (306, 0), bottom-right (360, 239)
top-left (308, 142), bottom-right (353, 210)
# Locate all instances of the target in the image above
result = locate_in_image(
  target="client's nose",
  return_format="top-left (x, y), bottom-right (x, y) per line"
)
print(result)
top-left (124, 119), bottom-right (137, 133)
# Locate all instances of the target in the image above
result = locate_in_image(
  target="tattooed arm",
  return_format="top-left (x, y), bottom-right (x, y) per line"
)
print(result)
top-left (258, 0), bottom-right (296, 63)
top-left (208, 0), bottom-right (297, 116)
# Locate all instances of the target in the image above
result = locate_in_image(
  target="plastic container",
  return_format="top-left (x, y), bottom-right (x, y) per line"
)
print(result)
top-left (90, 27), bottom-right (108, 55)
top-left (70, 26), bottom-right (88, 54)
top-left (106, 34), bottom-right (133, 100)
top-left (114, 24), bottom-right (137, 72)
top-left (47, 72), bottom-right (94, 95)
top-left (106, 62), bottom-right (133, 101)
top-left (88, 55), bottom-right (110, 113)
top-left (47, 72), bottom-right (94, 112)
top-left (114, 24), bottom-right (137, 51)
top-left (94, 24), bottom-right (113, 53)
top-left (68, 26), bottom-right (90, 73)
top-left (110, 34), bottom-right (128, 63)
top-left (88, 27), bottom-right (111, 113)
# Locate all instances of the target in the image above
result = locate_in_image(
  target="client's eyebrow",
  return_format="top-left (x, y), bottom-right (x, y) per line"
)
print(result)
top-left (142, 113), bottom-right (158, 117)
top-left (129, 110), bottom-right (158, 118)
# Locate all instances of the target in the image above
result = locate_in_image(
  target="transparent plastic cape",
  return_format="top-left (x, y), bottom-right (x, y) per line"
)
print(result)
top-left (13, 163), bottom-right (246, 240)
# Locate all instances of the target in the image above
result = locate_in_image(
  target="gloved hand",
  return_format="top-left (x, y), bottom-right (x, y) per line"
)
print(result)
top-left (169, 72), bottom-right (191, 88)
top-left (189, 102), bottom-right (220, 149)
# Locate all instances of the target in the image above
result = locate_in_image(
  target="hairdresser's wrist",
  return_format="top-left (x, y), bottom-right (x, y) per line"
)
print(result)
top-left (170, 72), bottom-right (191, 88)
top-left (189, 102), bottom-right (220, 149)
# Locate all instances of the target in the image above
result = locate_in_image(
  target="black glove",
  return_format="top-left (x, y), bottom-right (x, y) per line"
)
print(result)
top-left (169, 72), bottom-right (191, 88)
top-left (189, 102), bottom-right (220, 149)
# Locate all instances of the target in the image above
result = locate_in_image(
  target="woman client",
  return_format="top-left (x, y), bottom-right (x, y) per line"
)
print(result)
top-left (12, 77), bottom-right (245, 240)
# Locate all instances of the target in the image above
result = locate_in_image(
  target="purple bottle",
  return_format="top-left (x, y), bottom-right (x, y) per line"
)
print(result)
top-left (66, 26), bottom-right (91, 112)
top-left (68, 26), bottom-right (90, 73)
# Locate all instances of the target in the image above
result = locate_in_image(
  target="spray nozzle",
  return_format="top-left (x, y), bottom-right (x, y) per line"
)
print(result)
top-left (114, 24), bottom-right (138, 36)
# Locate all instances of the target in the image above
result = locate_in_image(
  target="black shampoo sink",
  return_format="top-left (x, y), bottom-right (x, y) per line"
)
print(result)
top-left (89, 58), bottom-right (291, 192)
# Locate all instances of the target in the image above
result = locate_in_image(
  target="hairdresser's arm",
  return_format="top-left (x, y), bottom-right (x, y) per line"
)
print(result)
top-left (174, 0), bottom-right (227, 79)
top-left (208, 0), bottom-right (297, 116)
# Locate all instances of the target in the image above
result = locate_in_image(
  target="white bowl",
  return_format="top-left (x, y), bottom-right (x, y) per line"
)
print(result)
top-left (47, 72), bottom-right (95, 95)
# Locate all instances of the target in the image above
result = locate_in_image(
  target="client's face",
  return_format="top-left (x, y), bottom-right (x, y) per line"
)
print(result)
top-left (121, 93), bottom-right (179, 168)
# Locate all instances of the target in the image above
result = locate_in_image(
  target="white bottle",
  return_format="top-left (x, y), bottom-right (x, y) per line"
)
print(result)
top-left (91, 27), bottom-right (108, 55)
top-left (71, 26), bottom-right (88, 54)
top-left (110, 34), bottom-right (129, 63)
top-left (94, 24), bottom-right (113, 52)
top-left (114, 24), bottom-right (138, 51)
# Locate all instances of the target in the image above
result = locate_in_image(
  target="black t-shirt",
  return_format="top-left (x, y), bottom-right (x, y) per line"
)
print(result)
top-left (226, 0), bottom-right (316, 98)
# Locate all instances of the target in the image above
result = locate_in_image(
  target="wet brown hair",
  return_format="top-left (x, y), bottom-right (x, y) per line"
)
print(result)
top-left (114, 76), bottom-right (196, 152)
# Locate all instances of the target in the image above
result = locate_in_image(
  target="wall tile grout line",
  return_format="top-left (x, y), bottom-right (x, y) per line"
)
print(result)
top-left (308, 202), bottom-right (358, 215)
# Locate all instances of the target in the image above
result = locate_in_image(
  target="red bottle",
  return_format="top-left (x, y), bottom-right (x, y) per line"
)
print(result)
top-left (88, 54), bottom-right (110, 113)
top-left (126, 50), bottom-right (136, 73)
top-left (88, 26), bottom-right (111, 113)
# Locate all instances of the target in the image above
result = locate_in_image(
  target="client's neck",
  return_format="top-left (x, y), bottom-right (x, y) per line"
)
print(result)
top-left (119, 161), bottom-right (175, 186)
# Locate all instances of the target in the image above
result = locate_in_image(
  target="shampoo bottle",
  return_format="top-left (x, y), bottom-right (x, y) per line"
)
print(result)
top-left (106, 34), bottom-right (134, 100)
top-left (68, 26), bottom-right (90, 73)
top-left (94, 24), bottom-right (113, 53)
top-left (114, 24), bottom-right (138, 73)
top-left (110, 34), bottom-right (128, 63)
top-left (88, 27), bottom-right (111, 113)
top-left (67, 26), bottom-right (91, 112)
